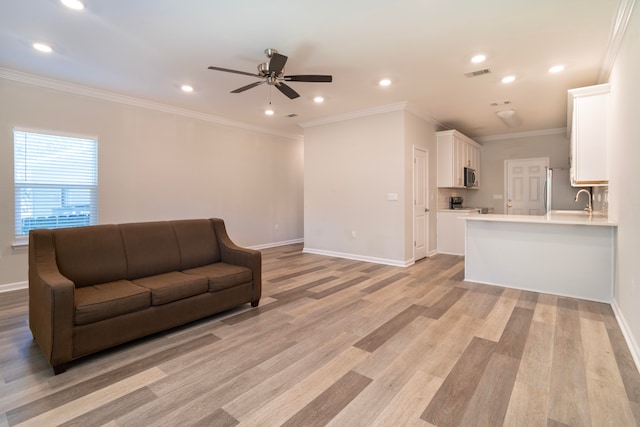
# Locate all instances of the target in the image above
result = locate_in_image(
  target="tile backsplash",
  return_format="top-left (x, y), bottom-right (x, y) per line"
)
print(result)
top-left (592, 186), bottom-right (608, 216)
top-left (437, 188), bottom-right (469, 210)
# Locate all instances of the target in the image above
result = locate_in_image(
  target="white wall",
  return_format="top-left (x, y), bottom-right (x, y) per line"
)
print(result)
top-left (466, 132), bottom-right (571, 213)
top-left (0, 78), bottom-right (304, 289)
top-left (303, 107), bottom-right (437, 265)
top-left (608, 3), bottom-right (640, 362)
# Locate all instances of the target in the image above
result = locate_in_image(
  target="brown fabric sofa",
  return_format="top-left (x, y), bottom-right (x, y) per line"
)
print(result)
top-left (28, 218), bottom-right (261, 374)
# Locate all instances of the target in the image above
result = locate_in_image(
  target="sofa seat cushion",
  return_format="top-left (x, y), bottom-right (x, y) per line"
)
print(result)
top-left (74, 280), bottom-right (151, 326)
top-left (132, 272), bottom-right (208, 306)
top-left (183, 263), bottom-right (252, 292)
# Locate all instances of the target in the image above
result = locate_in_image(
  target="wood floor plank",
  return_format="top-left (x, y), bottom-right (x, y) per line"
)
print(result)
top-left (548, 299), bottom-right (592, 426)
top-left (495, 306), bottom-right (534, 359)
top-left (369, 370), bottom-right (442, 427)
top-left (474, 287), bottom-right (519, 338)
top-left (281, 370), bottom-right (372, 427)
top-left (457, 352), bottom-right (520, 426)
top-left (57, 386), bottom-right (158, 427)
top-left (14, 367), bottom-right (166, 427)
top-left (514, 320), bottom-right (554, 390)
top-left (330, 317), bottom-right (443, 426)
top-left (220, 332), bottom-right (359, 422)
top-left (420, 337), bottom-right (497, 427)
top-left (533, 293), bottom-right (557, 324)
top-left (353, 304), bottom-right (427, 353)
top-left (190, 408), bottom-right (238, 427)
top-left (230, 347), bottom-right (369, 425)
top-left (502, 380), bottom-right (549, 427)
top-left (5, 334), bottom-right (217, 425)
top-left (423, 286), bottom-right (468, 319)
top-left (581, 317), bottom-right (637, 426)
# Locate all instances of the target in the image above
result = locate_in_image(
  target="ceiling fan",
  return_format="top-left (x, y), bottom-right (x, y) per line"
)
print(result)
top-left (208, 48), bottom-right (332, 99)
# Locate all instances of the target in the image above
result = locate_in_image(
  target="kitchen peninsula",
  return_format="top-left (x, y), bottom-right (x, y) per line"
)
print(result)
top-left (462, 212), bottom-right (617, 302)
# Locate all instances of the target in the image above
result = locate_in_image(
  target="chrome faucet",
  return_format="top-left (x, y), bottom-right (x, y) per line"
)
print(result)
top-left (575, 189), bottom-right (592, 213)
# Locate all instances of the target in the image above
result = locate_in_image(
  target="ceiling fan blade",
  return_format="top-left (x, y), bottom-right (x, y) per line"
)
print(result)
top-left (275, 82), bottom-right (300, 99)
top-left (208, 66), bottom-right (261, 78)
top-left (231, 80), bottom-right (265, 93)
top-left (268, 53), bottom-right (288, 76)
top-left (284, 75), bottom-right (333, 82)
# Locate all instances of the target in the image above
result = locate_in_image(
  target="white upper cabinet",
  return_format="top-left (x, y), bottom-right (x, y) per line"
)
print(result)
top-left (437, 130), bottom-right (481, 188)
top-left (567, 84), bottom-right (610, 187)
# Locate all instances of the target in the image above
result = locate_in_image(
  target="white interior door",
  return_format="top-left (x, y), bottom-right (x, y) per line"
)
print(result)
top-left (505, 158), bottom-right (548, 215)
top-left (414, 147), bottom-right (428, 261)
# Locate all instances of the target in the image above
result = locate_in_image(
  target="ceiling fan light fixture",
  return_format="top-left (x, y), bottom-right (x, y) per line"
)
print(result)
top-left (496, 109), bottom-right (521, 127)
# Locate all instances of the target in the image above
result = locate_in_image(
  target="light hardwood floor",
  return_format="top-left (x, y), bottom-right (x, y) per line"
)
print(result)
top-left (2, 244), bottom-right (640, 426)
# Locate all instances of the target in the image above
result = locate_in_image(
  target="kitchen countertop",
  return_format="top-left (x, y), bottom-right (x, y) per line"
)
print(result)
top-left (462, 210), bottom-right (617, 227)
top-left (437, 208), bottom-right (478, 213)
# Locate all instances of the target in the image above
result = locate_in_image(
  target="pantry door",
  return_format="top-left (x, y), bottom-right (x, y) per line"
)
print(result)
top-left (414, 147), bottom-right (428, 261)
top-left (505, 158), bottom-right (548, 215)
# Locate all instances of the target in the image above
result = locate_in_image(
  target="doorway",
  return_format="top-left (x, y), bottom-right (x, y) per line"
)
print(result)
top-left (413, 146), bottom-right (428, 261)
top-left (504, 158), bottom-right (549, 215)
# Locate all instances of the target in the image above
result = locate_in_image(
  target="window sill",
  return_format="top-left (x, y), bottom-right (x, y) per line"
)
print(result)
top-left (12, 239), bottom-right (28, 249)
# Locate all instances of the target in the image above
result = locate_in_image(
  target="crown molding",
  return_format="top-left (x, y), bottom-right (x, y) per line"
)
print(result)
top-left (299, 102), bottom-right (409, 128)
top-left (299, 101), bottom-right (441, 129)
top-left (474, 128), bottom-right (566, 143)
top-left (598, 0), bottom-right (637, 83)
top-left (0, 67), bottom-right (302, 141)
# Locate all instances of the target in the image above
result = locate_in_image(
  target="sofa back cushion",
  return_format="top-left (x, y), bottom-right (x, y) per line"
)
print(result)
top-left (120, 222), bottom-right (181, 279)
top-left (54, 225), bottom-right (127, 288)
top-left (171, 219), bottom-right (221, 270)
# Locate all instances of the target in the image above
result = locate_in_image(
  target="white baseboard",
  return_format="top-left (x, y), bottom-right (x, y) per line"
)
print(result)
top-left (612, 299), bottom-right (640, 374)
top-left (302, 247), bottom-right (413, 267)
top-left (0, 281), bottom-right (28, 293)
top-left (249, 238), bottom-right (304, 251)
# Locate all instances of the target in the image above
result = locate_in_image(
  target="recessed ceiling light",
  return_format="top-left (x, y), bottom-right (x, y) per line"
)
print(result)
top-left (501, 75), bottom-right (516, 84)
top-left (549, 65), bottom-right (565, 73)
top-left (379, 79), bottom-right (391, 86)
top-left (32, 43), bottom-right (53, 53)
top-left (313, 96), bottom-right (324, 103)
top-left (181, 85), bottom-right (194, 93)
top-left (60, 0), bottom-right (85, 10)
top-left (265, 108), bottom-right (274, 116)
top-left (471, 54), bottom-right (486, 63)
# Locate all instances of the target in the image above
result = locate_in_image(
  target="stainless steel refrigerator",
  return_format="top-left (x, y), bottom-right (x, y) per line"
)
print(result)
top-left (544, 168), bottom-right (581, 213)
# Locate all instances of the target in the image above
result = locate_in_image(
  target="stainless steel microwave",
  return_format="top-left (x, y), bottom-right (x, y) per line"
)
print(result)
top-left (464, 167), bottom-right (477, 188)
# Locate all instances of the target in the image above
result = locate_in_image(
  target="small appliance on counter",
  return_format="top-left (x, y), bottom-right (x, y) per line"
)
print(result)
top-left (449, 196), bottom-right (464, 209)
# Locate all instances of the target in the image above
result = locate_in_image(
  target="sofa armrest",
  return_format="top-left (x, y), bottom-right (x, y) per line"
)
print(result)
top-left (210, 218), bottom-right (262, 303)
top-left (29, 230), bottom-right (75, 370)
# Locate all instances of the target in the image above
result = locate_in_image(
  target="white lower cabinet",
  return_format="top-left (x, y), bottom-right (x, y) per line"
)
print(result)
top-left (437, 210), bottom-right (474, 256)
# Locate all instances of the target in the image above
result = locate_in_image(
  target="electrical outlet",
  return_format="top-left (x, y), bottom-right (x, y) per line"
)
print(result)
top-left (351, 231), bottom-right (356, 239)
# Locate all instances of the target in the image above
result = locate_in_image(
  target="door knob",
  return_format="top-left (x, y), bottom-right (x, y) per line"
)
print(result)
top-left (425, 208), bottom-right (429, 212)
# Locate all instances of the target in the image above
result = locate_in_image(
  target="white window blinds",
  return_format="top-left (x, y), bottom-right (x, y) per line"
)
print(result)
top-left (14, 129), bottom-right (98, 237)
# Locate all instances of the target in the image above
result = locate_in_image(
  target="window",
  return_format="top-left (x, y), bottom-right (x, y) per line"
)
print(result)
top-left (14, 129), bottom-right (98, 237)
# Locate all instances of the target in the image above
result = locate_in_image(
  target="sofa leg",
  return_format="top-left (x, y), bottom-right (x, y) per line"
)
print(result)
top-left (251, 300), bottom-right (260, 307)
top-left (53, 363), bottom-right (69, 375)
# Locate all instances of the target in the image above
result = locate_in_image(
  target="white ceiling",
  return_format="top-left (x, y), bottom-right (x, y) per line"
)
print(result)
top-left (0, 0), bottom-right (620, 139)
